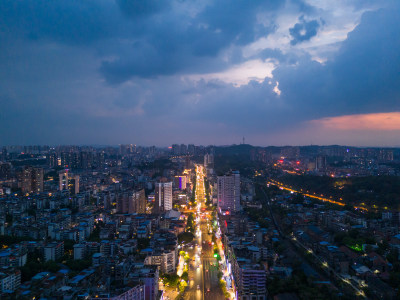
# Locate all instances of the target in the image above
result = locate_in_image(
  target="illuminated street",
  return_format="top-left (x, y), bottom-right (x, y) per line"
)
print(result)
top-left (183, 165), bottom-right (225, 300)
top-left (268, 179), bottom-right (369, 211)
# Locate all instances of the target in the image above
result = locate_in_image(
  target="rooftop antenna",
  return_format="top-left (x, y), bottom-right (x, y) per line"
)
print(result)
top-left (243, 137), bottom-right (245, 145)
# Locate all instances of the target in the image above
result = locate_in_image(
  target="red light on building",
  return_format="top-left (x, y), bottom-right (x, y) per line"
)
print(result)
top-left (296, 161), bottom-right (300, 165)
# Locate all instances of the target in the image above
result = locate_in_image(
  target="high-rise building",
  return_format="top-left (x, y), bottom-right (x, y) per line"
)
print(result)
top-left (315, 156), bottom-right (327, 171)
top-left (185, 156), bottom-right (191, 169)
top-left (188, 144), bottom-right (195, 155)
top-left (60, 152), bottom-right (79, 169)
top-left (217, 171), bottom-right (241, 213)
top-left (18, 166), bottom-right (44, 194)
top-left (149, 146), bottom-right (156, 155)
top-left (119, 144), bottom-right (133, 155)
top-left (117, 192), bottom-right (130, 213)
top-left (47, 152), bottom-right (58, 168)
top-left (59, 171), bottom-right (68, 191)
top-left (19, 167), bottom-right (30, 193)
top-left (0, 162), bottom-right (11, 180)
top-left (44, 242), bottom-right (64, 262)
top-left (174, 176), bottom-right (187, 190)
top-left (1, 147), bottom-right (8, 161)
top-left (129, 189), bottom-right (146, 214)
top-left (180, 144), bottom-right (187, 155)
top-left (96, 151), bottom-right (105, 169)
top-left (154, 182), bottom-right (172, 213)
top-left (59, 170), bottom-right (79, 194)
top-left (379, 149), bottom-right (394, 161)
top-left (80, 151), bottom-right (94, 169)
top-left (233, 262), bottom-right (267, 300)
top-left (0, 268), bottom-right (21, 293)
top-left (73, 244), bottom-right (86, 260)
top-left (204, 153), bottom-right (214, 168)
top-left (392, 212), bottom-right (400, 226)
top-left (172, 144), bottom-right (180, 155)
top-left (69, 175), bottom-right (79, 195)
top-left (31, 167), bottom-right (44, 193)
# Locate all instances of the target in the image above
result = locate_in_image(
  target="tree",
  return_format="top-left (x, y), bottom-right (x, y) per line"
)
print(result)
top-left (181, 271), bottom-right (188, 282)
top-left (178, 279), bottom-right (187, 292)
top-left (292, 194), bottom-right (304, 204)
top-left (65, 259), bottom-right (92, 271)
top-left (43, 260), bottom-right (61, 273)
top-left (26, 208), bottom-right (36, 217)
top-left (63, 239), bottom-right (75, 252)
top-left (177, 232), bottom-right (194, 244)
top-left (217, 271), bottom-right (223, 280)
top-left (137, 238), bottom-right (150, 251)
top-left (185, 213), bottom-right (195, 233)
top-left (365, 245), bottom-right (373, 254)
top-left (184, 253), bottom-right (190, 263)
top-left (389, 272), bottom-right (400, 289)
top-left (5, 213), bottom-right (12, 225)
top-left (0, 235), bottom-right (35, 246)
top-left (161, 273), bottom-right (180, 287)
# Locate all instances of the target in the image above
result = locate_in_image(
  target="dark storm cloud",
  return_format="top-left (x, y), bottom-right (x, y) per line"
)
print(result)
top-left (275, 4), bottom-right (400, 120)
top-left (289, 16), bottom-right (321, 45)
top-left (0, 0), bottom-right (116, 45)
top-left (100, 0), bottom-right (282, 83)
top-left (116, 0), bottom-right (170, 18)
top-left (197, 0), bottom-right (281, 46)
top-left (289, 0), bottom-right (317, 14)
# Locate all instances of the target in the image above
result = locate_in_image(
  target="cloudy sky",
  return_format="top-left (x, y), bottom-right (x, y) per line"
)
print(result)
top-left (1, 0), bottom-right (399, 147)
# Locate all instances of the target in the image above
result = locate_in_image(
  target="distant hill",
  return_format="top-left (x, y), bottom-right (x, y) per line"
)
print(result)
top-left (215, 144), bottom-right (255, 156)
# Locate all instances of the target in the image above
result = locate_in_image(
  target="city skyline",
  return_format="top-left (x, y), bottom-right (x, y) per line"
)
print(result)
top-left (2, 143), bottom-right (400, 149)
top-left (1, 1), bottom-right (400, 146)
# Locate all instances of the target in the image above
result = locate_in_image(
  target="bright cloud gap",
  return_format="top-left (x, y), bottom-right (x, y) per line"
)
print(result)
top-left (186, 59), bottom-right (276, 87)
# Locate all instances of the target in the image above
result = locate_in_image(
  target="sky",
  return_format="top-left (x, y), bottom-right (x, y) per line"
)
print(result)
top-left (1, 0), bottom-right (400, 147)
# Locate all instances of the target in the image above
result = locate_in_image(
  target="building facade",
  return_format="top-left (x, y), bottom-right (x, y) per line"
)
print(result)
top-left (217, 171), bottom-right (241, 213)
top-left (19, 166), bottom-right (44, 194)
top-left (59, 170), bottom-right (80, 195)
top-left (129, 189), bottom-right (146, 214)
top-left (0, 268), bottom-right (21, 293)
top-left (154, 182), bottom-right (172, 213)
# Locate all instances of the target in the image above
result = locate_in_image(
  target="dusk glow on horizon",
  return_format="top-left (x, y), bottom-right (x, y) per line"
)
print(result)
top-left (311, 112), bottom-right (400, 131)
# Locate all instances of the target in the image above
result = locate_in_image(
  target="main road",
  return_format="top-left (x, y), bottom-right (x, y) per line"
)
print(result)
top-left (268, 179), bottom-right (369, 211)
top-left (183, 165), bottom-right (224, 300)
